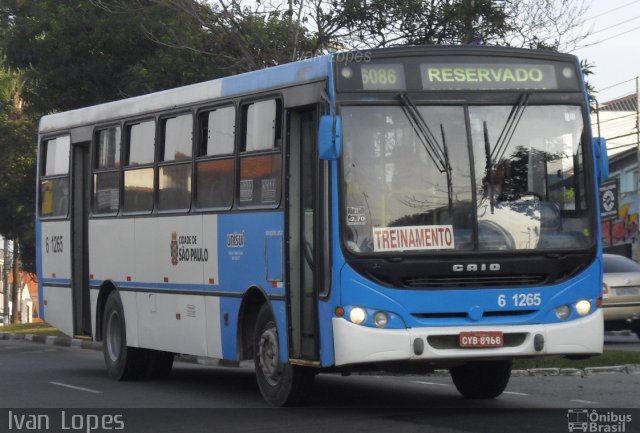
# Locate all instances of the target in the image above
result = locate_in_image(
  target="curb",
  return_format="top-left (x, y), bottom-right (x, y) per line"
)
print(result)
top-left (0, 332), bottom-right (102, 351)
top-left (2, 331), bottom-right (639, 376)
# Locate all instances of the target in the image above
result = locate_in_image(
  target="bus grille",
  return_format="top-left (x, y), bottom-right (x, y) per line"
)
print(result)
top-left (402, 275), bottom-right (546, 288)
top-left (412, 310), bottom-right (537, 320)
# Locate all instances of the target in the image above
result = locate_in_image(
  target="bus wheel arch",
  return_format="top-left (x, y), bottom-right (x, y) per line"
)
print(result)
top-left (95, 280), bottom-right (118, 342)
top-left (253, 303), bottom-right (314, 406)
top-left (238, 286), bottom-right (270, 361)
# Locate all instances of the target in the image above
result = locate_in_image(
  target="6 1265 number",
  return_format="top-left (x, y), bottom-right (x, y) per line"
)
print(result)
top-left (497, 293), bottom-right (541, 307)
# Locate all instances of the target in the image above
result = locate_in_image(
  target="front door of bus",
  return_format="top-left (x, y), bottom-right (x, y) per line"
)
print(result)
top-left (71, 142), bottom-right (91, 337)
top-left (287, 108), bottom-right (322, 361)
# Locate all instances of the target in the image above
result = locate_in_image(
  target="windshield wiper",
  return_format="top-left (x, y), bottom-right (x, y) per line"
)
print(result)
top-left (399, 93), bottom-right (453, 213)
top-left (491, 92), bottom-right (530, 164)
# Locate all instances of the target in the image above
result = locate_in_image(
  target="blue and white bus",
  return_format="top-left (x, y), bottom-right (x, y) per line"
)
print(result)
top-left (37, 46), bottom-right (608, 406)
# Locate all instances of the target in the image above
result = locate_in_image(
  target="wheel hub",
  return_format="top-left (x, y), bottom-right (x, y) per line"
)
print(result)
top-left (106, 311), bottom-right (122, 362)
top-left (258, 326), bottom-right (281, 386)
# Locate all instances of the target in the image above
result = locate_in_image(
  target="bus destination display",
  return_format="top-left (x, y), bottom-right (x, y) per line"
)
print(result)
top-left (337, 58), bottom-right (576, 92)
top-left (420, 63), bottom-right (557, 90)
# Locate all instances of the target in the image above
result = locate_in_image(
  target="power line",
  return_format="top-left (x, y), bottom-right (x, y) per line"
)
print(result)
top-left (599, 112), bottom-right (637, 123)
top-left (584, 0), bottom-right (640, 21)
top-left (600, 78), bottom-right (637, 92)
top-left (591, 15), bottom-right (640, 36)
top-left (576, 24), bottom-right (640, 49)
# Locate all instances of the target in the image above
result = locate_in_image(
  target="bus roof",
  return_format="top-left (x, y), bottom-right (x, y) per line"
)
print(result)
top-left (39, 55), bottom-right (331, 134)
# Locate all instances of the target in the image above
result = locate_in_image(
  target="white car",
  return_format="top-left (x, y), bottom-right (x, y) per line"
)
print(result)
top-left (602, 254), bottom-right (640, 336)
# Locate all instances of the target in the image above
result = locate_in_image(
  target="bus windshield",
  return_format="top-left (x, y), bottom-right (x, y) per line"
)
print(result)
top-left (342, 103), bottom-right (593, 254)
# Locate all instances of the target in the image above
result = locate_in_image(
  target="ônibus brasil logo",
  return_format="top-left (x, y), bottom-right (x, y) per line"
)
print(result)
top-left (567, 409), bottom-right (632, 432)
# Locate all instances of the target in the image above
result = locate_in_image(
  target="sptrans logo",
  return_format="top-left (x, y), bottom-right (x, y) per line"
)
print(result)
top-left (567, 409), bottom-right (632, 432)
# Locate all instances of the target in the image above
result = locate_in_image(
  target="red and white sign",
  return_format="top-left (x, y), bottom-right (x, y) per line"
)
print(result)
top-left (372, 225), bottom-right (455, 252)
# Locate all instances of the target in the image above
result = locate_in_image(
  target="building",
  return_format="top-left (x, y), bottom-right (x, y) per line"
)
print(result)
top-left (8, 271), bottom-right (41, 324)
top-left (595, 93), bottom-right (639, 258)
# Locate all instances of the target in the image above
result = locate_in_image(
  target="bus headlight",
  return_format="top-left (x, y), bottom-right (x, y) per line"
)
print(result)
top-left (373, 311), bottom-right (389, 328)
top-left (349, 307), bottom-right (367, 325)
top-left (575, 300), bottom-right (592, 316)
top-left (555, 305), bottom-right (571, 320)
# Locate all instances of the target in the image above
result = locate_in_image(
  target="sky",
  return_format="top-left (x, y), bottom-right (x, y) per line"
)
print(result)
top-left (571, 0), bottom-right (640, 102)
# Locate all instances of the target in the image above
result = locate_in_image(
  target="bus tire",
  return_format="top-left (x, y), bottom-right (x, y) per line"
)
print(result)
top-left (253, 304), bottom-right (314, 406)
top-left (145, 350), bottom-right (174, 379)
top-left (102, 291), bottom-right (146, 380)
top-left (450, 360), bottom-right (512, 399)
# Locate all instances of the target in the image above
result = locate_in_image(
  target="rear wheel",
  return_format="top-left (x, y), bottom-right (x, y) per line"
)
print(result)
top-left (102, 291), bottom-right (147, 380)
top-left (254, 304), bottom-right (314, 406)
top-left (450, 360), bottom-right (512, 399)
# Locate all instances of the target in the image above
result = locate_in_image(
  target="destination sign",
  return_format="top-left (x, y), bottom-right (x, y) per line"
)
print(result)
top-left (335, 55), bottom-right (580, 92)
top-left (420, 63), bottom-right (557, 90)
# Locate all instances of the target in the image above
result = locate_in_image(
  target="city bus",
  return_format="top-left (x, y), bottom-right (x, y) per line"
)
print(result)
top-left (36, 45), bottom-right (608, 406)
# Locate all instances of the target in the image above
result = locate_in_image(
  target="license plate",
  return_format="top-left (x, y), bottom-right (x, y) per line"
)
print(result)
top-left (615, 287), bottom-right (640, 296)
top-left (459, 331), bottom-right (504, 348)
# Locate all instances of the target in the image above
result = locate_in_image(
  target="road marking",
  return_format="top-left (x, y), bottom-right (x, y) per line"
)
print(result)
top-left (571, 399), bottom-right (599, 405)
top-left (504, 391), bottom-right (529, 396)
top-left (411, 381), bottom-right (450, 387)
top-left (50, 382), bottom-right (102, 394)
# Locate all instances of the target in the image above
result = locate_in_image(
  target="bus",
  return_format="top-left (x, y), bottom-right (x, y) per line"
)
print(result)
top-left (37, 45), bottom-right (608, 406)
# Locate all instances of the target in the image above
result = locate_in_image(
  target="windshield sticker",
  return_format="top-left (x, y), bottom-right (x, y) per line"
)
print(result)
top-left (346, 207), bottom-right (367, 226)
top-left (373, 225), bottom-right (454, 252)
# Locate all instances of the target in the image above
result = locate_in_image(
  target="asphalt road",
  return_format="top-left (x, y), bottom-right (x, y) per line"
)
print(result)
top-left (1, 337), bottom-right (639, 433)
top-left (604, 331), bottom-right (640, 351)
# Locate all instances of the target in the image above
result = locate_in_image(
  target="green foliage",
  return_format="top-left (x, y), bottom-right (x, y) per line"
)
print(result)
top-left (0, 0), bottom-right (229, 114)
top-left (0, 66), bottom-right (36, 273)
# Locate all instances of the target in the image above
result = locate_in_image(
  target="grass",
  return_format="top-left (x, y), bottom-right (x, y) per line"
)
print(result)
top-left (513, 350), bottom-right (640, 370)
top-left (0, 322), bottom-right (67, 337)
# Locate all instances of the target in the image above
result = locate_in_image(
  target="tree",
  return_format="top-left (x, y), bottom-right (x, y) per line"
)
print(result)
top-left (503, 0), bottom-right (592, 51)
top-left (1, 0), bottom-right (227, 114)
top-left (0, 61), bottom-right (36, 324)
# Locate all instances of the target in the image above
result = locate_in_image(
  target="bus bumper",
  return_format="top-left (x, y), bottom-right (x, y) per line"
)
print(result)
top-left (332, 309), bottom-right (603, 367)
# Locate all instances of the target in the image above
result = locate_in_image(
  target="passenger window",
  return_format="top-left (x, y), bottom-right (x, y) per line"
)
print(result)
top-left (158, 113), bottom-right (193, 211)
top-left (243, 99), bottom-right (282, 152)
top-left (123, 120), bottom-right (155, 213)
top-left (127, 120), bottom-right (155, 166)
top-left (195, 106), bottom-right (235, 210)
top-left (239, 99), bottom-right (282, 208)
top-left (93, 126), bottom-right (121, 214)
top-left (199, 106), bottom-right (235, 156)
top-left (40, 136), bottom-right (70, 218)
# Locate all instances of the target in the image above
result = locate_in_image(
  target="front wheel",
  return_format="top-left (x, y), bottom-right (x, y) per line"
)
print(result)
top-left (450, 360), bottom-right (512, 399)
top-left (254, 305), bottom-right (314, 406)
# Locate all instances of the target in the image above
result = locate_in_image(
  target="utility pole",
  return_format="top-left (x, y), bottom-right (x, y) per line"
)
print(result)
top-left (10, 240), bottom-right (19, 324)
top-left (2, 238), bottom-right (10, 325)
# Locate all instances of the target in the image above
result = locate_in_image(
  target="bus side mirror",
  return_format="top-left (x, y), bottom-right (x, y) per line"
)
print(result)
top-left (593, 137), bottom-right (608, 183)
top-left (318, 115), bottom-right (342, 160)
